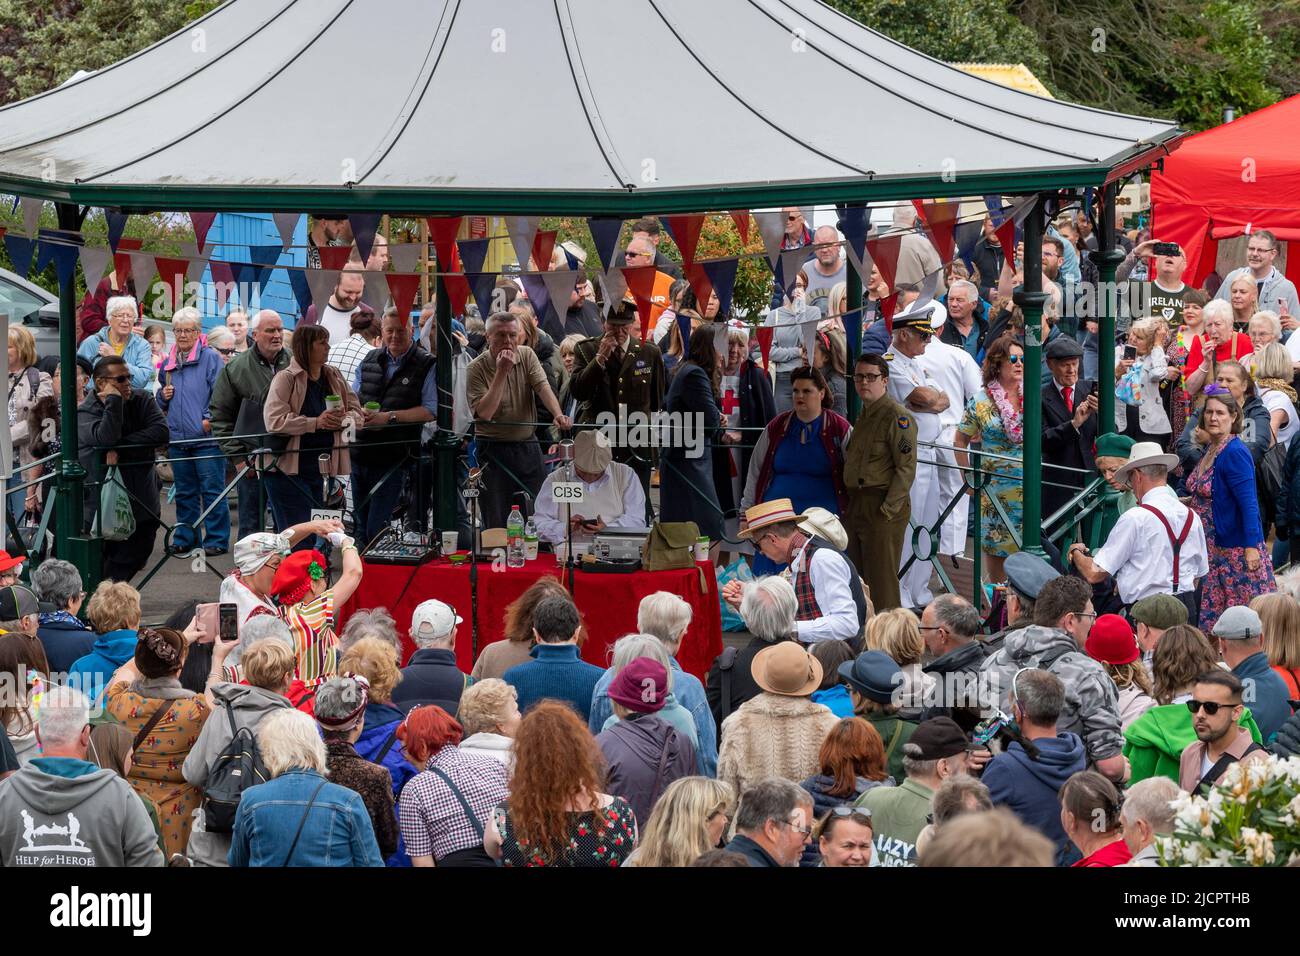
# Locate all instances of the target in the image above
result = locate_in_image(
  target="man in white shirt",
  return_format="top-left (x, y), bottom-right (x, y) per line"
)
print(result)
top-left (918, 303), bottom-right (982, 558)
top-left (311, 264), bottom-right (374, 346)
top-left (1067, 443), bottom-right (1207, 618)
top-left (532, 430), bottom-right (646, 545)
top-left (886, 310), bottom-right (949, 609)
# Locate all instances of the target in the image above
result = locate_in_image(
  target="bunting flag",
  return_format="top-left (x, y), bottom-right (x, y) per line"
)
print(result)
top-left (426, 216), bottom-right (463, 270)
top-left (444, 275), bottom-right (471, 319)
top-left (914, 199), bottom-right (960, 264)
top-left (991, 196), bottom-right (1036, 259)
top-left (912, 267), bottom-right (943, 312)
top-left (155, 256), bottom-right (192, 309)
top-left (288, 268), bottom-right (313, 318)
top-left (229, 260), bottom-right (272, 308)
top-left (866, 234), bottom-right (903, 292)
top-left (531, 230), bottom-right (557, 271)
top-left (754, 325), bottom-right (773, 371)
top-left (777, 246), bottom-right (810, 299)
top-left (711, 317), bottom-right (730, 357)
top-left (389, 241), bottom-right (423, 275)
top-left (34, 232), bottom-right (79, 288)
top-left (4, 234), bottom-right (35, 277)
top-left (685, 263), bottom-right (714, 318)
top-left (661, 214), bottom-right (705, 267)
top-left (304, 268), bottom-right (338, 318)
top-left (209, 260), bottom-right (237, 311)
top-left (519, 273), bottom-right (550, 322)
top-left (456, 237), bottom-right (491, 276)
top-left (245, 244), bottom-right (283, 305)
top-left (953, 219), bottom-right (984, 272)
top-left (318, 245), bottom-right (353, 271)
top-left (801, 316), bottom-right (819, 365)
top-left (598, 268), bottom-right (628, 317)
top-left (730, 210), bottom-right (751, 245)
top-left (103, 210), bottom-right (129, 252)
top-left (675, 309), bottom-right (691, 349)
top-left (348, 213), bottom-right (381, 264)
top-left (189, 212), bottom-right (217, 251)
top-left (113, 237), bottom-right (143, 289)
top-left (20, 197), bottom-right (42, 237)
top-left (839, 204), bottom-right (870, 275)
top-left (79, 245), bottom-right (111, 292)
top-left (542, 269), bottom-right (579, 325)
top-left (468, 272), bottom-right (500, 320)
top-left (586, 217), bottom-right (623, 272)
top-left (179, 241), bottom-right (211, 283)
top-left (752, 210), bottom-right (788, 270)
top-left (272, 212), bottom-right (302, 252)
top-left (700, 257), bottom-right (738, 318)
top-left (364, 270), bottom-right (389, 312)
top-left (879, 292), bottom-right (900, 334)
top-left (386, 273), bottom-right (420, 320)
top-left (846, 303), bottom-right (861, 360)
top-left (621, 263), bottom-right (660, 330)
top-left (503, 215), bottom-right (539, 270)
top-left (128, 252), bottom-right (157, 301)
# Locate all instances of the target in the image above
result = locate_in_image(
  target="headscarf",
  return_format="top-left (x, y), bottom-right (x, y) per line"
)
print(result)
top-left (234, 531), bottom-right (293, 576)
top-left (314, 674), bottom-right (370, 733)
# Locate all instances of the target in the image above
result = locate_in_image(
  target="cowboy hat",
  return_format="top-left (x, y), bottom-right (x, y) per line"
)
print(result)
top-left (736, 498), bottom-right (798, 541)
top-left (1112, 441), bottom-right (1179, 488)
top-left (797, 507), bottom-right (848, 551)
top-left (752, 641), bottom-right (823, 697)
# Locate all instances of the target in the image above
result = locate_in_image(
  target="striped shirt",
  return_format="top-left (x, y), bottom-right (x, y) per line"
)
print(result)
top-left (399, 745), bottom-right (509, 861)
top-left (283, 590), bottom-right (338, 689)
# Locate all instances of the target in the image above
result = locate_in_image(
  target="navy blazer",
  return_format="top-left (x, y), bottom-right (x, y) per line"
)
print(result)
top-left (1209, 437), bottom-right (1265, 548)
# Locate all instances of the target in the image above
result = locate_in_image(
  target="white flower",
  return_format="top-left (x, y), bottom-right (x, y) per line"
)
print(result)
top-left (1183, 841), bottom-right (1207, 865)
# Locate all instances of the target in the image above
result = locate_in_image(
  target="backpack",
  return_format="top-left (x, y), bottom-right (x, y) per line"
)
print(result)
top-left (203, 703), bottom-right (270, 834)
top-left (641, 521), bottom-right (699, 571)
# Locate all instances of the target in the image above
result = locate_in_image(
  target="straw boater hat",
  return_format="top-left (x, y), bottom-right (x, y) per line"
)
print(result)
top-left (1112, 441), bottom-right (1179, 489)
top-left (797, 507), bottom-right (848, 551)
top-left (736, 498), bottom-right (798, 540)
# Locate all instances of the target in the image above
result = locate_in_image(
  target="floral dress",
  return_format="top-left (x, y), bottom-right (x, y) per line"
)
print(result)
top-left (957, 386), bottom-right (1024, 557)
top-left (104, 680), bottom-right (210, 858)
top-left (1186, 439), bottom-right (1276, 633)
top-left (492, 796), bottom-right (638, 867)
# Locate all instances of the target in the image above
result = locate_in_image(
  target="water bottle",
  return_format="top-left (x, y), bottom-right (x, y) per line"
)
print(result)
top-left (524, 517), bottom-right (539, 561)
top-left (506, 506), bottom-right (525, 568)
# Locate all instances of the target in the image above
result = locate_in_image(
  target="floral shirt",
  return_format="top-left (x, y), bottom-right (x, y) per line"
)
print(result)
top-left (492, 796), bottom-right (638, 867)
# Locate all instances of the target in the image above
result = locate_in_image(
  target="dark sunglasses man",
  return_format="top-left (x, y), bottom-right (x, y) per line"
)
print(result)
top-left (1178, 670), bottom-right (1268, 796)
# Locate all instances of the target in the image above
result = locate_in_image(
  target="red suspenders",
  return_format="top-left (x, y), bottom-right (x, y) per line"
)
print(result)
top-left (1139, 503), bottom-right (1195, 592)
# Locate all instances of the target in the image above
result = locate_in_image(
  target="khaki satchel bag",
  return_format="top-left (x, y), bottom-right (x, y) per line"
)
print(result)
top-left (642, 521), bottom-right (700, 571)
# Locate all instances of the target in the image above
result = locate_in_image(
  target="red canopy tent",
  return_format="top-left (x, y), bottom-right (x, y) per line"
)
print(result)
top-left (1151, 94), bottom-right (1300, 287)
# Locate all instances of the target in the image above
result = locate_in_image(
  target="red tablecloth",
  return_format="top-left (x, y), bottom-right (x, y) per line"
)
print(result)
top-left (340, 555), bottom-right (723, 681)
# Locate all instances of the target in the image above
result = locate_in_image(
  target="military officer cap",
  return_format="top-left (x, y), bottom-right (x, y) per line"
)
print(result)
top-left (1045, 336), bottom-right (1084, 360)
top-left (892, 310), bottom-right (934, 335)
top-left (1004, 551), bottom-right (1060, 601)
top-left (606, 297), bottom-right (638, 325)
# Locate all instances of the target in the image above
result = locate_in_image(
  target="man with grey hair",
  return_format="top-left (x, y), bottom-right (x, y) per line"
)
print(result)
top-left (0, 685), bottom-right (163, 866)
top-left (588, 593), bottom-right (717, 776)
top-left (723, 777), bottom-right (814, 867)
top-left (466, 310), bottom-right (573, 528)
top-left (159, 305), bottom-right (230, 556)
top-left (210, 308), bottom-right (289, 535)
top-left (1069, 442), bottom-right (1207, 616)
top-left (801, 225), bottom-right (845, 316)
top-left (919, 594), bottom-right (989, 731)
top-left (940, 278), bottom-right (986, 359)
top-left (392, 599), bottom-right (469, 715)
top-left (707, 577), bottom-right (798, 727)
top-left (1122, 776), bottom-right (1181, 866)
top-left (339, 607), bottom-right (402, 657)
top-left (32, 558), bottom-right (94, 673)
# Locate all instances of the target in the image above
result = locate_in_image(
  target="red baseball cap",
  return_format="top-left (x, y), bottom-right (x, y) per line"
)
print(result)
top-left (0, 551), bottom-right (25, 574)
top-left (1085, 613), bottom-right (1139, 666)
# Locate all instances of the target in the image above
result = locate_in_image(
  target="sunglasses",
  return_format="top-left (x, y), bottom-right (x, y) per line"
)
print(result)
top-left (827, 806), bottom-right (872, 821)
top-left (102, 374), bottom-right (130, 384)
top-left (1187, 699), bottom-right (1233, 716)
top-left (786, 215), bottom-right (801, 222)
top-left (1007, 355), bottom-right (1024, 365)
top-left (908, 328), bottom-right (932, 339)
top-left (216, 347), bottom-right (236, 356)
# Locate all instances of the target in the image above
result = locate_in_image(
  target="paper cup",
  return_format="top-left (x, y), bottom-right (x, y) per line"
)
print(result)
top-left (441, 531), bottom-right (459, 554)
top-left (325, 394), bottom-right (342, 411)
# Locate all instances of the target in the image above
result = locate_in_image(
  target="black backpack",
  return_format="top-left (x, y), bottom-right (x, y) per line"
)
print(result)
top-left (203, 703), bottom-right (270, 834)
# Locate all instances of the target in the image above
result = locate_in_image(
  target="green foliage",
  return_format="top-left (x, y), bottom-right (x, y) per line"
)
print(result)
top-left (1165, 0), bottom-right (1280, 130)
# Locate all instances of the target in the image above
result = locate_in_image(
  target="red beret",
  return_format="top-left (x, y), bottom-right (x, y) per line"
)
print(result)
top-left (1085, 613), bottom-right (1139, 666)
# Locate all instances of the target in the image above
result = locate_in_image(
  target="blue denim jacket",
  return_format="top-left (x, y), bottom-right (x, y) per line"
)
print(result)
top-left (228, 769), bottom-right (384, 867)
top-left (589, 658), bottom-right (718, 778)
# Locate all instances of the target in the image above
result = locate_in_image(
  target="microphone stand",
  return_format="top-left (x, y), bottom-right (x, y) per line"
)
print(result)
top-left (465, 464), bottom-right (483, 661)
top-left (558, 439), bottom-right (576, 597)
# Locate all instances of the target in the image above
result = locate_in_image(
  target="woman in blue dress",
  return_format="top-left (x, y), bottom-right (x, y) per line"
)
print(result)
top-left (741, 366), bottom-right (852, 574)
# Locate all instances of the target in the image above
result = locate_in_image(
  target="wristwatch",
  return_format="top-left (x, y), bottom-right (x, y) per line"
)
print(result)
top-left (387, 412), bottom-right (398, 425)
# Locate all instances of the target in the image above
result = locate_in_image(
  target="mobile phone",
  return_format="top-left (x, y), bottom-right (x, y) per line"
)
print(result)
top-left (1123, 345), bottom-right (1137, 361)
top-left (218, 603), bottom-right (239, 643)
top-left (1089, 380), bottom-right (1099, 398)
top-left (1152, 242), bottom-right (1180, 257)
top-left (195, 602), bottom-right (219, 644)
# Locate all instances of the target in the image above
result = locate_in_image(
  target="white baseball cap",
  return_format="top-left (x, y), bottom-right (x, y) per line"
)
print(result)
top-left (410, 599), bottom-right (462, 639)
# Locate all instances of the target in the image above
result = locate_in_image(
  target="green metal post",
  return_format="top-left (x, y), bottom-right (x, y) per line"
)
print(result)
top-left (53, 203), bottom-right (98, 584)
top-left (1015, 195), bottom-right (1048, 558)
top-left (1093, 182), bottom-right (1123, 437)
top-left (431, 271), bottom-right (457, 532)
top-left (845, 252), bottom-right (863, 422)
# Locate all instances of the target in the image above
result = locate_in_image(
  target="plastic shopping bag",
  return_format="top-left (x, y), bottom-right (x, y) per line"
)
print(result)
top-left (95, 466), bottom-right (136, 542)
top-left (717, 557), bottom-right (755, 631)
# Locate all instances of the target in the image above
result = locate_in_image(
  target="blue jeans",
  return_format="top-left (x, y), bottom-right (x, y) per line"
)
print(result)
top-left (350, 458), bottom-right (407, 547)
top-left (170, 443), bottom-right (230, 551)
top-left (264, 469), bottom-right (325, 552)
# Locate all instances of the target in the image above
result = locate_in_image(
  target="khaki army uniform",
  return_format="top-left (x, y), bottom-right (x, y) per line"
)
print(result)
top-left (843, 393), bottom-right (917, 611)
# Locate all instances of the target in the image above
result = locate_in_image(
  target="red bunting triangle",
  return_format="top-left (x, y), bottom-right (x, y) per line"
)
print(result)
top-left (995, 218), bottom-right (1017, 264)
top-left (685, 264), bottom-right (714, 317)
top-left (155, 256), bottom-right (191, 309)
top-left (754, 326), bottom-right (774, 371)
top-left (426, 217), bottom-right (463, 271)
top-left (913, 199), bottom-right (959, 264)
top-left (209, 260), bottom-right (236, 311)
top-left (621, 264), bottom-right (660, 331)
top-left (318, 245), bottom-right (354, 271)
top-left (386, 273), bottom-right (421, 322)
top-left (879, 292), bottom-right (900, 335)
top-left (662, 214), bottom-right (705, 267)
top-left (531, 230), bottom-right (557, 272)
top-left (730, 211), bottom-right (751, 245)
top-left (866, 235), bottom-right (903, 293)
top-left (189, 212), bottom-right (217, 251)
top-left (113, 237), bottom-right (143, 289)
top-left (444, 275), bottom-right (470, 317)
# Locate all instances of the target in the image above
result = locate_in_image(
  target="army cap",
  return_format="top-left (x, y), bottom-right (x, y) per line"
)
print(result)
top-left (1004, 551), bottom-right (1060, 601)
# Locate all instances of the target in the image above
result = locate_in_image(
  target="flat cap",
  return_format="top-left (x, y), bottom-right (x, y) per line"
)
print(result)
top-left (1129, 593), bottom-right (1188, 630)
top-left (1045, 336), bottom-right (1084, 360)
top-left (1211, 605), bottom-right (1262, 640)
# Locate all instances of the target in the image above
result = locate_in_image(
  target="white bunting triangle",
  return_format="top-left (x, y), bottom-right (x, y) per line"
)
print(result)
top-left (272, 212), bottom-right (302, 252)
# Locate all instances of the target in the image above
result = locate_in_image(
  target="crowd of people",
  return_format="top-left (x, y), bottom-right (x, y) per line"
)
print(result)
top-left (2, 204), bottom-right (1298, 868)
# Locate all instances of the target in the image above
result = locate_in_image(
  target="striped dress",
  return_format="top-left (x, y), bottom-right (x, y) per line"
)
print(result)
top-left (282, 590), bottom-right (338, 689)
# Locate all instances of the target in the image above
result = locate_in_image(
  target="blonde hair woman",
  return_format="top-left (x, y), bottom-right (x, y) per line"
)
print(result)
top-left (1115, 316), bottom-right (1170, 441)
top-left (337, 636), bottom-right (417, 798)
top-left (624, 776), bottom-right (735, 867)
top-left (1251, 592), bottom-right (1300, 700)
top-left (1251, 342), bottom-right (1298, 446)
top-left (864, 608), bottom-right (934, 716)
top-left (455, 677), bottom-right (522, 765)
top-left (7, 324), bottom-right (53, 518)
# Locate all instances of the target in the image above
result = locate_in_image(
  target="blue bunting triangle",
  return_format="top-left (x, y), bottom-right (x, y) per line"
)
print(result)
top-left (467, 273), bottom-right (500, 320)
top-left (838, 204), bottom-right (869, 272)
top-left (587, 217), bottom-right (624, 272)
top-left (35, 232), bottom-right (81, 288)
top-left (701, 258), bottom-right (738, 317)
top-left (954, 219), bottom-right (984, 272)
top-left (230, 247), bottom-right (280, 307)
top-left (457, 237), bottom-right (491, 276)
top-left (3, 234), bottom-right (36, 277)
top-left (288, 268), bottom-right (313, 319)
top-left (519, 273), bottom-right (550, 322)
top-left (349, 213), bottom-right (381, 264)
top-left (105, 210), bottom-right (129, 253)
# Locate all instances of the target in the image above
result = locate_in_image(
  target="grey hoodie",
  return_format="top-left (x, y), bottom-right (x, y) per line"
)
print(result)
top-left (0, 757), bottom-right (163, 867)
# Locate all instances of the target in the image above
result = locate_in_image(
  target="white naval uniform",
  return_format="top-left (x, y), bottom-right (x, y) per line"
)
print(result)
top-left (920, 335), bottom-right (983, 557)
top-left (532, 461), bottom-right (647, 544)
top-left (886, 349), bottom-right (943, 608)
